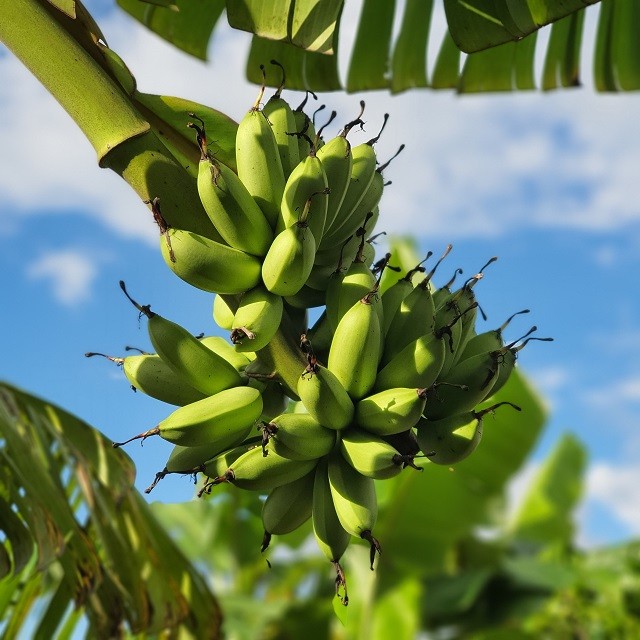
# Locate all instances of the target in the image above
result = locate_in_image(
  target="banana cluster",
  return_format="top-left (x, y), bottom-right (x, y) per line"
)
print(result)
top-left (94, 70), bottom-right (549, 606)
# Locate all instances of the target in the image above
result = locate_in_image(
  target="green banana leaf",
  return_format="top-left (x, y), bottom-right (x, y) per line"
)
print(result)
top-left (0, 381), bottom-right (222, 639)
top-left (111, 0), bottom-right (640, 93)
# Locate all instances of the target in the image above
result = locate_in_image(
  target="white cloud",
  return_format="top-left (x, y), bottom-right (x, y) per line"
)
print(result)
top-left (585, 463), bottom-right (640, 534)
top-left (586, 375), bottom-right (640, 408)
top-left (26, 249), bottom-right (100, 305)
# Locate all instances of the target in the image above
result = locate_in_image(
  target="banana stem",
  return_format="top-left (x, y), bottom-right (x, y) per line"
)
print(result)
top-left (256, 310), bottom-right (310, 398)
top-left (0, 0), bottom-right (216, 239)
top-left (0, 0), bottom-right (148, 161)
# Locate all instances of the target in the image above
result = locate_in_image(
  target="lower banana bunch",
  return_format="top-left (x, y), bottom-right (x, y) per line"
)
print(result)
top-left (92, 71), bottom-right (551, 607)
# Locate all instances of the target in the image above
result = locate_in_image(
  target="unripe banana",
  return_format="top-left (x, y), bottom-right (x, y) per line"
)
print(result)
top-left (380, 256), bottom-right (431, 334)
top-left (327, 290), bottom-right (382, 400)
top-left (316, 102), bottom-right (365, 231)
top-left (159, 226), bottom-right (262, 295)
top-left (321, 115), bottom-right (388, 244)
top-left (326, 223), bottom-right (377, 333)
top-left (297, 360), bottom-right (355, 430)
top-left (355, 387), bottom-right (428, 436)
top-left (163, 423), bottom-right (255, 474)
top-left (205, 445), bottom-right (318, 493)
top-left (212, 294), bottom-right (236, 330)
top-left (261, 469), bottom-right (315, 551)
top-left (119, 282), bottom-right (244, 396)
top-left (145, 436), bottom-right (263, 494)
top-left (328, 452), bottom-right (381, 570)
top-left (489, 330), bottom-right (553, 398)
top-left (432, 297), bottom-right (466, 378)
top-left (340, 428), bottom-right (419, 480)
top-left (416, 402), bottom-right (521, 465)
top-left (292, 92), bottom-right (316, 159)
top-left (324, 167), bottom-right (384, 248)
top-left (382, 245), bottom-right (452, 364)
top-left (284, 284), bottom-right (326, 309)
top-left (113, 386), bottom-right (263, 448)
top-left (277, 147), bottom-right (329, 245)
top-left (262, 61), bottom-right (300, 178)
top-left (305, 260), bottom-right (341, 292)
top-left (422, 350), bottom-right (502, 420)
top-left (236, 76), bottom-right (286, 228)
top-left (313, 233), bottom-right (359, 268)
top-left (458, 309), bottom-right (530, 363)
top-left (374, 330), bottom-right (446, 391)
top-left (262, 198), bottom-right (317, 297)
top-left (189, 118), bottom-right (273, 256)
top-left (312, 458), bottom-right (350, 604)
top-left (85, 351), bottom-right (207, 406)
top-left (230, 285), bottom-right (283, 352)
top-left (199, 335), bottom-right (253, 373)
top-left (261, 413), bottom-right (336, 460)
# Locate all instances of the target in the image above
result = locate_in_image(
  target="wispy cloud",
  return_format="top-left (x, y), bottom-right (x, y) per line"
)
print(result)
top-left (585, 463), bottom-right (640, 535)
top-left (26, 249), bottom-right (100, 306)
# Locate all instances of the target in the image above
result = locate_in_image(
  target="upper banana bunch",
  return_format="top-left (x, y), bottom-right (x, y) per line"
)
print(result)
top-left (99, 69), bottom-right (551, 607)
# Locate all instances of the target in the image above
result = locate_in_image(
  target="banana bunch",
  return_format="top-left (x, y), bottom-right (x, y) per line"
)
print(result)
top-left (94, 73), bottom-right (550, 606)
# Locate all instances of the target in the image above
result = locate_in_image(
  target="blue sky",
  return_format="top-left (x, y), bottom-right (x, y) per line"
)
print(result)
top-left (2, 1), bottom-right (640, 549)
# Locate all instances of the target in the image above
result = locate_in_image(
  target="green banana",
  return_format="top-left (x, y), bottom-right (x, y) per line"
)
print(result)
top-left (262, 196), bottom-right (317, 296)
top-left (112, 385), bottom-right (263, 448)
top-left (374, 329), bottom-right (446, 391)
top-left (119, 282), bottom-right (244, 395)
top-left (321, 114), bottom-right (388, 244)
top-left (162, 424), bottom-right (255, 475)
top-left (85, 351), bottom-right (206, 406)
top-left (297, 359), bottom-right (355, 430)
top-left (431, 268), bottom-right (464, 310)
top-left (380, 255), bottom-right (431, 334)
top-left (262, 60), bottom-right (300, 177)
top-left (230, 285), bottom-right (284, 352)
top-left (355, 387), bottom-right (428, 436)
top-left (312, 459), bottom-right (350, 605)
top-left (422, 350), bottom-right (502, 420)
top-left (198, 335), bottom-right (253, 373)
top-left (284, 284), bottom-right (327, 309)
top-left (327, 288), bottom-right (382, 400)
top-left (189, 117), bottom-right (273, 256)
top-left (159, 225), bottom-right (262, 295)
top-left (145, 436), bottom-right (263, 494)
top-left (328, 451), bottom-right (381, 570)
top-left (261, 469), bottom-right (315, 551)
top-left (316, 102), bottom-right (365, 232)
top-left (235, 72), bottom-right (286, 228)
top-left (212, 294), bottom-right (236, 330)
top-left (382, 244), bottom-right (452, 364)
top-left (276, 140), bottom-right (330, 245)
top-left (458, 309), bottom-right (530, 363)
top-left (416, 402), bottom-right (521, 465)
top-left (292, 91), bottom-right (316, 159)
top-left (324, 144), bottom-right (404, 248)
top-left (340, 428), bottom-right (418, 480)
top-left (260, 413), bottom-right (336, 460)
top-left (489, 330), bottom-right (553, 398)
top-left (203, 444), bottom-right (318, 493)
top-left (325, 218), bottom-right (377, 333)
